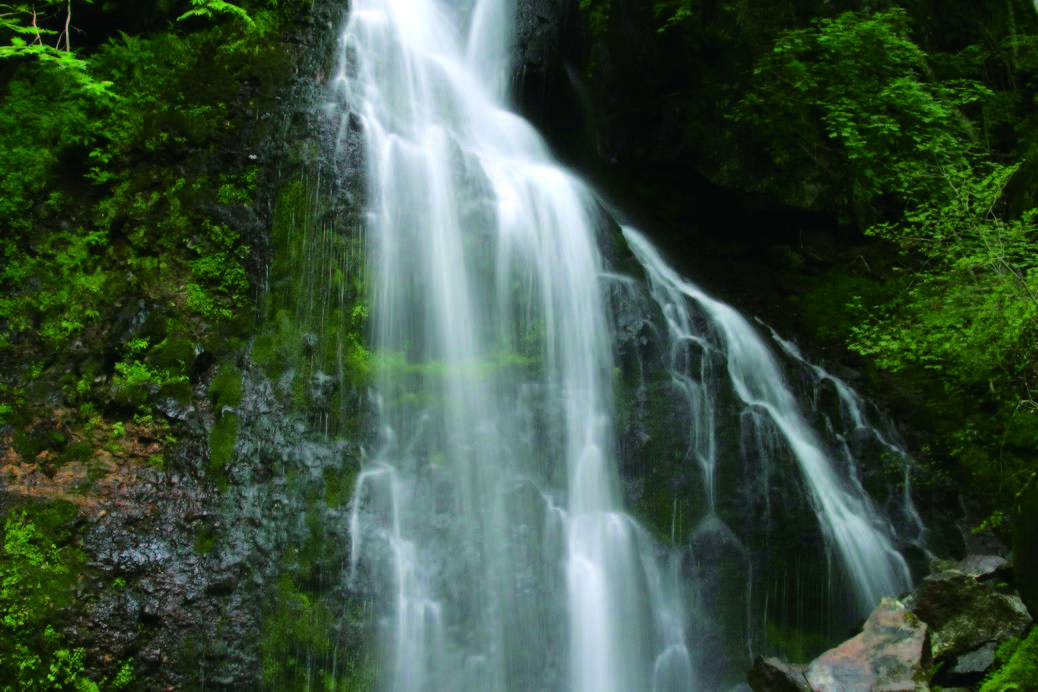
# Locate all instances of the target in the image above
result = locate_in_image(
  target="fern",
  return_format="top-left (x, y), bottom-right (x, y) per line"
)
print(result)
top-left (177, 0), bottom-right (255, 27)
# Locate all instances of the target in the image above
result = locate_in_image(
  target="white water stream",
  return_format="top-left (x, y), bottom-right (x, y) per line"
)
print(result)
top-left (332, 1), bottom-right (918, 689)
top-left (337, 1), bottom-right (688, 690)
top-left (624, 229), bottom-right (913, 619)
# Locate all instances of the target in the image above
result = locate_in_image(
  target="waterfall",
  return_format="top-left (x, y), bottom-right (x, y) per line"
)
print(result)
top-left (335, 1), bottom-right (689, 690)
top-left (330, 1), bottom-right (921, 690)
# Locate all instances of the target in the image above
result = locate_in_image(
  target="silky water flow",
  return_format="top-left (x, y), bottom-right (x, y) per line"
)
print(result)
top-left (331, 1), bottom-right (920, 690)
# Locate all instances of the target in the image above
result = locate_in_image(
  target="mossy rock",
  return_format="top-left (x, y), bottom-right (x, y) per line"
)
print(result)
top-left (148, 336), bottom-right (197, 372)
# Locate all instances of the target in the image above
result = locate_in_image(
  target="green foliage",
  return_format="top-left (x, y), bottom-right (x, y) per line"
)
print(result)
top-left (850, 165), bottom-right (1038, 389)
top-left (0, 0), bottom-right (296, 417)
top-left (735, 9), bottom-right (992, 222)
top-left (186, 222), bottom-right (252, 324)
top-left (0, 65), bottom-right (110, 238)
top-left (0, 508), bottom-right (91, 691)
top-left (0, 0), bottom-right (114, 97)
top-left (845, 164), bottom-right (1038, 500)
top-left (732, 5), bottom-right (1038, 506)
top-left (107, 337), bottom-right (190, 413)
top-left (653, 0), bottom-right (694, 32)
top-left (795, 268), bottom-right (905, 342)
top-left (579, 0), bottom-right (610, 36)
top-left (111, 660), bottom-right (134, 689)
top-left (847, 164), bottom-right (1038, 414)
top-left (0, 228), bottom-right (110, 347)
top-left (178, 0), bottom-right (255, 27)
top-left (980, 627), bottom-right (1038, 692)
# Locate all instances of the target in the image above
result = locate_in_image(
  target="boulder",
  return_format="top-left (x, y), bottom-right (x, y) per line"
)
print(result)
top-left (948, 641), bottom-right (997, 677)
top-left (805, 598), bottom-right (931, 692)
top-left (909, 566), bottom-right (1031, 659)
top-left (747, 656), bottom-right (811, 692)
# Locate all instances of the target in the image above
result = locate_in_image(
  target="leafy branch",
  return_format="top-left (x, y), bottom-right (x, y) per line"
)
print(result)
top-left (0, 0), bottom-right (114, 96)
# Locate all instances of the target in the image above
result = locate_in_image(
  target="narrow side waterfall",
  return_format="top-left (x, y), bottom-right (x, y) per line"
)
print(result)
top-left (624, 229), bottom-right (913, 617)
top-left (328, 1), bottom-right (923, 690)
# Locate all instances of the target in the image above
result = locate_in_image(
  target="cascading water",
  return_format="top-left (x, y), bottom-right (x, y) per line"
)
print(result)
top-left (329, 1), bottom-right (923, 690)
top-left (624, 228), bottom-right (913, 617)
top-left (336, 1), bottom-right (689, 690)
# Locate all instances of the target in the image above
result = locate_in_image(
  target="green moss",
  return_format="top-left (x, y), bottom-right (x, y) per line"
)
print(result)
top-left (57, 441), bottom-right (97, 466)
top-left (322, 465), bottom-right (359, 507)
top-left (209, 365), bottom-right (244, 410)
top-left (980, 627), bottom-right (1038, 692)
top-left (256, 172), bottom-right (371, 435)
top-left (251, 334), bottom-right (278, 367)
top-left (11, 430), bottom-right (45, 460)
top-left (208, 412), bottom-right (239, 475)
top-left (194, 525), bottom-right (218, 555)
top-left (148, 336), bottom-right (197, 372)
top-left (764, 619), bottom-right (831, 664)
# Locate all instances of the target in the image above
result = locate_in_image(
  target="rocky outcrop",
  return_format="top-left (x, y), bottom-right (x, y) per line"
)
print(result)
top-left (749, 555), bottom-right (1033, 692)
top-left (512, 0), bottom-right (588, 159)
top-left (0, 0), bottom-right (372, 686)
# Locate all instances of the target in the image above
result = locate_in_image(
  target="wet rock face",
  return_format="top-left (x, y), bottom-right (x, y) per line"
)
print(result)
top-left (66, 362), bottom-right (375, 690)
top-left (72, 470), bottom-right (246, 689)
top-left (947, 641), bottom-right (997, 678)
top-left (512, 0), bottom-right (588, 159)
top-left (805, 598), bottom-right (931, 692)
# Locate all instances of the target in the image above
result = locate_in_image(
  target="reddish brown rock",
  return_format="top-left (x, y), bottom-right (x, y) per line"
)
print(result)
top-left (806, 598), bottom-right (931, 692)
top-left (1, 412), bottom-right (166, 512)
